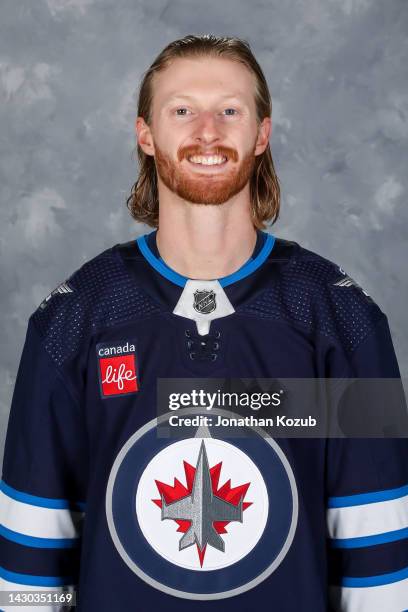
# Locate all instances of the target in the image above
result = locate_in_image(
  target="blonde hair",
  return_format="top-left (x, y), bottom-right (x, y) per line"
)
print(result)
top-left (126, 34), bottom-right (280, 229)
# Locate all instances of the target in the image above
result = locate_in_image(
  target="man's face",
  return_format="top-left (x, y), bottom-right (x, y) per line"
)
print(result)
top-left (136, 57), bottom-right (271, 205)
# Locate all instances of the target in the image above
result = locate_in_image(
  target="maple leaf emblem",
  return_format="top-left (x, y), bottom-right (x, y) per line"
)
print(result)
top-left (152, 440), bottom-right (252, 566)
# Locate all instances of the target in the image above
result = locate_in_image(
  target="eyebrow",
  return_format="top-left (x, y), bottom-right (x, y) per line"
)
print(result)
top-left (164, 94), bottom-right (246, 105)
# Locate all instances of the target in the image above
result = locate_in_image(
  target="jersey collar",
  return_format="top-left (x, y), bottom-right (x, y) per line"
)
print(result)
top-left (136, 230), bottom-right (275, 288)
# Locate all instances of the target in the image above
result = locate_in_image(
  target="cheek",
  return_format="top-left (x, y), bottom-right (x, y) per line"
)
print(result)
top-left (228, 122), bottom-right (256, 148)
top-left (155, 127), bottom-right (186, 158)
top-left (150, 130), bottom-right (172, 157)
top-left (154, 141), bottom-right (183, 168)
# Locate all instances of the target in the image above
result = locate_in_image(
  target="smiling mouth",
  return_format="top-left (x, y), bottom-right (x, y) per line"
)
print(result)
top-left (185, 156), bottom-right (229, 175)
top-left (186, 154), bottom-right (228, 166)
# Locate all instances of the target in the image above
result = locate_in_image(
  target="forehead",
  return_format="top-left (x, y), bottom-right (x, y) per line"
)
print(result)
top-left (151, 56), bottom-right (256, 107)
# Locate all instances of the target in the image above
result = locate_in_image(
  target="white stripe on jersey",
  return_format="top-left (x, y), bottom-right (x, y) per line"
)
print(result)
top-left (327, 493), bottom-right (408, 540)
top-left (0, 490), bottom-right (84, 542)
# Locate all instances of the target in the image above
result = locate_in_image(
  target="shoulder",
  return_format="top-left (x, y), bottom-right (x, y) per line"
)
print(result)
top-left (30, 243), bottom-right (161, 367)
top-left (289, 242), bottom-right (378, 308)
top-left (271, 238), bottom-right (373, 296)
top-left (251, 236), bottom-right (386, 355)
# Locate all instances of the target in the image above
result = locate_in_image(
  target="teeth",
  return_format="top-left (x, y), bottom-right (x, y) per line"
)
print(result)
top-left (188, 155), bottom-right (227, 165)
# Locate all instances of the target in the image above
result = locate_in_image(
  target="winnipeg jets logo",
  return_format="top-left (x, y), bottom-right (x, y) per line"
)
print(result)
top-left (106, 410), bottom-right (298, 599)
top-left (134, 436), bottom-right (268, 573)
top-left (193, 289), bottom-right (216, 314)
top-left (154, 440), bottom-right (250, 566)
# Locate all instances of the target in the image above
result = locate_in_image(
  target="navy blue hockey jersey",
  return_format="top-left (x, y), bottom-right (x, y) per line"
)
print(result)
top-left (1, 229), bottom-right (408, 611)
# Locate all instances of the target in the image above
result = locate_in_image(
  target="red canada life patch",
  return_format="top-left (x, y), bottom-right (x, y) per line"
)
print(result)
top-left (99, 354), bottom-right (139, 397)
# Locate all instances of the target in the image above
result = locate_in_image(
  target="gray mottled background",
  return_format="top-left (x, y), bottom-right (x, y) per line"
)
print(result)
top-left (1, 0), bottom-right (407, 463)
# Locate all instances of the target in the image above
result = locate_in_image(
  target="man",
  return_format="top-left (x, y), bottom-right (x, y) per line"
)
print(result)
top-left (1, 34), bottom-right (407, 611)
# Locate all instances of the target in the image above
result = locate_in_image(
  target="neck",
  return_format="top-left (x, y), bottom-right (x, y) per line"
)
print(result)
top-left (155, 186), bottom-right (258, 280)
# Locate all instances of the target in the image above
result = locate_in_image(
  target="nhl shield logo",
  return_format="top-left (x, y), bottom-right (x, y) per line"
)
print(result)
top-left (193, 289), bottom-right (216, 314)
top-left (106, 409), bottom-right (298, 600)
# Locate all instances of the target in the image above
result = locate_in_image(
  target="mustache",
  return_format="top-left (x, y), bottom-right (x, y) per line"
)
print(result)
top-left (178, 146), bottom-right (238, 162)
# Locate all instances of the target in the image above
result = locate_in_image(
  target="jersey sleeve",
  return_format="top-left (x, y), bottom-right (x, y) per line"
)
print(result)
top-left (326, 314), bottom-right (408, 611)
top-left (0, 315), bottom-right (88, 611)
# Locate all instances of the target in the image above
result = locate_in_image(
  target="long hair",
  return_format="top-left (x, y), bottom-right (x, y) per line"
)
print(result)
top-left (126, 34), bottom-right (281, 229)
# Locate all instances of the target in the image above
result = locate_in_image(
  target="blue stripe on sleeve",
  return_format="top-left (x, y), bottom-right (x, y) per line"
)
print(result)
top-left (0, 480), bottom-right (85, 511)
top-left (0, 526), bottom-right (80, 549)
top-left (0, 565), bottom-right (75, 587)
top-left (328, 482), bottom-right (408, 508)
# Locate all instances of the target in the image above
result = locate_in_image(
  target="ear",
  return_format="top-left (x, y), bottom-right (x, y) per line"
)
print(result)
top-left (135, 117), bottom-right (155, 156)
top-left (254, 117), bottom-right (271, 156)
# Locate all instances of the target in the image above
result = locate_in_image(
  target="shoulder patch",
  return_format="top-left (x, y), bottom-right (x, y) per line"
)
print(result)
top-left (332, 266), bottom-right (370, 297)
top-left (38, 280), bottom-right (75, 311)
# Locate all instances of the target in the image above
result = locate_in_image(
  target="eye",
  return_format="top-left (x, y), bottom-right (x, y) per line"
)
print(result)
top-left (175, 108), bottom-right (191, 116)
top-left (222, 108), bottom-right (238, 116)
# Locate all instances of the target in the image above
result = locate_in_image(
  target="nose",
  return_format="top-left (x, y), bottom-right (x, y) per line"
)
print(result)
top-left (193, 110), bottom-right (222, 145)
